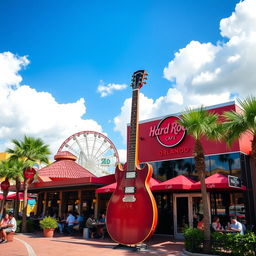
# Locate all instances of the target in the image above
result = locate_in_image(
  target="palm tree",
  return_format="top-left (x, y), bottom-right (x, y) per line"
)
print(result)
top-left (6, 136), bottom-right (51, 232)
top-left (0, 159), bottom-right (28, 218)
top-left (8, 159), bottom-right (29, 219)
top-left (222, 95), bottom-right (256, 216)
top-left (179, 107), bottom-right (222, 253)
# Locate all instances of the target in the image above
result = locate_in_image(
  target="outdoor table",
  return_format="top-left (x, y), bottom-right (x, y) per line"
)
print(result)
top-left (215, 229), bottom-right (240, 233)
top-left (91, 222), bottom-right (106, 238)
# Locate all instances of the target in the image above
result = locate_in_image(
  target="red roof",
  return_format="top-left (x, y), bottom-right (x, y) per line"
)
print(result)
top-left (191, 173), bottom-right (246, 190)
top-left (39, 151), bottom-right (95, 179)
top-left (96, 177), bottom-right (160, 193)
top-left (152, 175), bottom-right (196, 191)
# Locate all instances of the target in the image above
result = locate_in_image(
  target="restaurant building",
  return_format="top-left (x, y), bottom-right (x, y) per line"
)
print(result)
top-left (128, 101), bottom-right (254, 238)
top-left (7, 101), bottom-right (254, 237)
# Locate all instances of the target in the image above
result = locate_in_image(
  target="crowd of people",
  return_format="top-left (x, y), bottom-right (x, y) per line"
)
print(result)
top-left (197, 215), bottom-right (246, 235)
top-left (55, 211), bottom-right (106, 238)
top-left (0, 212), bottom-right (17, 244)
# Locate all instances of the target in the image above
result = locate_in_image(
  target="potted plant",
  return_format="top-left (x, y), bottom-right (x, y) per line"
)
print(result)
top-left (39, 216), bottom-right (58, 238)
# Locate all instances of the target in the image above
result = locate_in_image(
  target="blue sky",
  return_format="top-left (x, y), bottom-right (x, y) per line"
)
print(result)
top-left (1, 0), bottom-right (256, 163)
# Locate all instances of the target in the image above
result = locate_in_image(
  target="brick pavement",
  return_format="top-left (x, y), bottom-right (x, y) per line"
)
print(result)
top-left (0, 233), bottom-right (184, 256)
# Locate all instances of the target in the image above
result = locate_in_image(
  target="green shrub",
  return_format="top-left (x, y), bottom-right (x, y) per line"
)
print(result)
top-left (15, 219), bottom-right (35, 233)
top-left (183, 227), bottom-right (204, 253)
top-left (212, 231), bottom-right (256, 256)
top-left (16, 220), bottom-right (22, 233)
top-left (39, 217), bottom-right (57, 229)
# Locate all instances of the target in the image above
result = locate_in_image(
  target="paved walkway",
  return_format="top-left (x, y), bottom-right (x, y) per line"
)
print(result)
top-left (0, 233), bottom-right (184, 256)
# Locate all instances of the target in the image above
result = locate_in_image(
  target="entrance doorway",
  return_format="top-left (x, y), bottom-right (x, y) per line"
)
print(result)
top-left (173, 193), bottom-right (208, 239)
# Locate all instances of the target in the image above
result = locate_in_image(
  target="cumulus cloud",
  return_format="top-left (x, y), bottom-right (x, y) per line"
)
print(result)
top-left (97, 80), bottom-right (127, 97)
top-left (0, 52), bottom-right (103, 159)
top-left (114, 0), bottom-right (256, 142)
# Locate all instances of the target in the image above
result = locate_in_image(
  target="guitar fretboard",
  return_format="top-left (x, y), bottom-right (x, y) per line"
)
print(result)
top-left (127, 89), bottom-right (139, 172)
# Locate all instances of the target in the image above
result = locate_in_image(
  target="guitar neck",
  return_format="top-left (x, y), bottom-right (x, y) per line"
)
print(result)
top-left (127, 89), bottom-right (139, 172)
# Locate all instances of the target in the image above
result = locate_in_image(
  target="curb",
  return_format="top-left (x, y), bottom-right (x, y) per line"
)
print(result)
top-left (181, 249), bottom-right (218, 256)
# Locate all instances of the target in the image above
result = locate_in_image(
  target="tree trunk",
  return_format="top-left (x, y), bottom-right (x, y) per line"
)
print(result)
top-left (14, 179), bottom-right (21, 219)
top-left (21, 179), bottom-right (29, 233)
top-left (0, 189), bottom-right (9, 217)
top-left (194, 140), bottom-right (211, 253)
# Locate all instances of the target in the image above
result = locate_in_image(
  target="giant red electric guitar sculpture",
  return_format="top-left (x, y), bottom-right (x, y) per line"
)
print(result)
top-left (106, 70), bottom-right (158, 245)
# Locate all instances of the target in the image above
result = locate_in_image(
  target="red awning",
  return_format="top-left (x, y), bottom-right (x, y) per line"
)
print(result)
top-left (96, 178), bottom-right (160, 193)
top-left (191, 173), bottom-right (246, 190)
top-left (151, 175), bottom-right (196, 191)
top-left (6, 192), bottom-right (33, 200)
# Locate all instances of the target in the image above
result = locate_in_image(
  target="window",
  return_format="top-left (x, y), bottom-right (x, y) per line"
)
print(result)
top-left (209, 153), bottom-right (241, 177)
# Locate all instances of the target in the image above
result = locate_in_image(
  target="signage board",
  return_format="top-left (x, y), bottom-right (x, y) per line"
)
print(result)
top-left (228, 175), bottom-right (242, 188)
top-left (1, 180), bottom-right (10, 191)
top-left (23, 168), bottom-right (36, 179)
top-left (149, 115), bottom-right (186, 147)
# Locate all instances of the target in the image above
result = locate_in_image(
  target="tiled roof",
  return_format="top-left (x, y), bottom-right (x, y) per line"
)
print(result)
top-left (9, 174), bottom-right (116, 191)
top-left (38, 151), bottom-right (95, 179)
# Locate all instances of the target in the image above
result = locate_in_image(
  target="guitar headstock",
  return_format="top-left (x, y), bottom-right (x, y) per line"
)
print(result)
top-left (131, 70), bottom-right (148, 90)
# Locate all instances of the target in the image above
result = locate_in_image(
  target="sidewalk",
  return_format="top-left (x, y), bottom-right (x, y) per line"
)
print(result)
top-left (0, 233), bottom-right (184, 256)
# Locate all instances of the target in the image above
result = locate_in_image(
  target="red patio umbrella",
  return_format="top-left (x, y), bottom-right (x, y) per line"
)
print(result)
top-left (96, 178), bottom-right (160, 193)
top-left (151, 175), bottom-right (196, 191)
top-left (191, 173), bottom-right (246, 190)
top-left (6, 192), bottom-right (33, 200)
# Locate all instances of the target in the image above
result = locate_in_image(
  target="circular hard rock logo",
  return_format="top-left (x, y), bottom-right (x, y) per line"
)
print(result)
top-left (149, 116), bottom-right (186, 147)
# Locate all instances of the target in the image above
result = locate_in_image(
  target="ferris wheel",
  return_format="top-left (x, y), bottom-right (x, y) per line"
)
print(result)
top-left (57, 131), bottom-right (120, 177)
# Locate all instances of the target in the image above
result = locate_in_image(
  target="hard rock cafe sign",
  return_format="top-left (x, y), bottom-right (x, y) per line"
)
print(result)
top-left (149, 116), bottom-right (186, 147)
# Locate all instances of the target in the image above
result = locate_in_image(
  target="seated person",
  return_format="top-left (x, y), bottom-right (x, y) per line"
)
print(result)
top-left (57, 214), bottom-right (66, 234)
top-left (211, 216), bottom-right (221, 231)
top-left (98, 213), bottom-right (107, 238)
top-left (86, 214), bottom-right (97, 238)
top-left (98, 213), bottom-right (106, 224)
top-left (197, 216), bottom-right (204, 230)
top-left (0, 213), bottom-right (9, 240)
top-left (229, 216), bottom-right (244, 235)
top-left (0, 212), bottom-right (17, 243)
top-left (66, 211), bottom-right (75, 234)
top-left (0, 213), bottom-right (9, 229)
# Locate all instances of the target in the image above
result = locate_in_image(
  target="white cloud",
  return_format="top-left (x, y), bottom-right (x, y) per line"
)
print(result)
top-left (97, 80), bottom-right (127, 97)
top-left (117, 149), bottom-right (127, 164)
top-left (114, 0), bottom-right (256, 141)
top-left (0, 52), bottom-right (103, 159)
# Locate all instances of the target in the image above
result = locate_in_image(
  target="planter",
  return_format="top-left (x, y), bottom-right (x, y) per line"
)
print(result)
top-left (43, 228), bottom-right (55, 238)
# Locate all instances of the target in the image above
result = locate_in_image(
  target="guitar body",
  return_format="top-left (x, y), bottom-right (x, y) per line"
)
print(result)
top-left (106, 163), bottom-right (158, 245)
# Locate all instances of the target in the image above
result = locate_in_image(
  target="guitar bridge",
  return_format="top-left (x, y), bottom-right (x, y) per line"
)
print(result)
top-left (122, 195), bottom-right (136, 202)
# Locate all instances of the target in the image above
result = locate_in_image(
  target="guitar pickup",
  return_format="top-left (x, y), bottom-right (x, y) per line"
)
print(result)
top-left (124, 186), bottom-right (136, 194)
top-left (125, 171), bottom-right (137, 179)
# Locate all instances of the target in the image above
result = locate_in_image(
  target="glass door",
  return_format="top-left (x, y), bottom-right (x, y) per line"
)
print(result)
top-left (176, 197), bottom-right (189, 234)
top-left (174, 194), bottom-right (205, 239)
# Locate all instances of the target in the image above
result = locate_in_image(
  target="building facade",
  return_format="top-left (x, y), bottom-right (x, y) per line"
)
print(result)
top-left (132, 101), bottom-right (254, 237)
